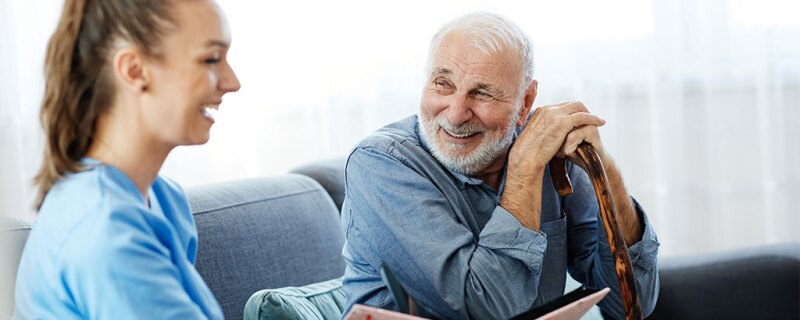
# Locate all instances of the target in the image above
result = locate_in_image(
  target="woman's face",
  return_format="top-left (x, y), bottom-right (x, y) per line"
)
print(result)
top-left (141, 0), bottom-right (240, 147)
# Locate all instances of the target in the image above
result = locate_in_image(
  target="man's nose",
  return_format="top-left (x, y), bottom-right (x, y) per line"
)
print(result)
top-left (444, 93), bottom-right (472, 126)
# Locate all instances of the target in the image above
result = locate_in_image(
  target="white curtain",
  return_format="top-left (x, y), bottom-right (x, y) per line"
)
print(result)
top-left (1, 0), bottom-right (798, 256)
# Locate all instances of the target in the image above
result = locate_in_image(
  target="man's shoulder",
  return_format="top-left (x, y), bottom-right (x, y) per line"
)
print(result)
top-left (354, 115), bottom-right (422, 153)
top-left (347, 114), bottom-right (447, 175)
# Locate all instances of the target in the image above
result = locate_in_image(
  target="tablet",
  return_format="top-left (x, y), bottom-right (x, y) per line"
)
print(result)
top-left (344, 304), bottom-right (429, 320)
top-left (510, 287), bottom-right (610, 320)
top-left (371, 263), bottom-right (610, 320)
top-left (345, 288), bottom-right (609, 320)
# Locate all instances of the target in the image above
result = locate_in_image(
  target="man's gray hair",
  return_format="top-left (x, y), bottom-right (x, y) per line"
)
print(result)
top-left (426, 12), bottom-right (535, 99)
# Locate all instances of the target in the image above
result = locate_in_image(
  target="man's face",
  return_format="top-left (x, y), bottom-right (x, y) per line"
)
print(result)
top-left (419, 33), bottom-right (526, 175)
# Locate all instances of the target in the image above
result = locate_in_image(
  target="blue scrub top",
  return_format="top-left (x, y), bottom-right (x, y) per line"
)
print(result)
top-left (15, 159), bottom-right (222, 319)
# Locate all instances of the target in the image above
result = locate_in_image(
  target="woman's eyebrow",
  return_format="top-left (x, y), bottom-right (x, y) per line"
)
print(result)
top-left (204, 39), bottom-right (230, 48)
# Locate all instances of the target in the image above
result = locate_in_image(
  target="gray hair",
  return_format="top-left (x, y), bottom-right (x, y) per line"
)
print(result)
top-left (426, 12), bottom-right (535, 100)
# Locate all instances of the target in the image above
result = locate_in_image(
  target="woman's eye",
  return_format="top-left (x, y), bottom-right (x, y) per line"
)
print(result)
top-left (204, 56), bottom-right (221, 64)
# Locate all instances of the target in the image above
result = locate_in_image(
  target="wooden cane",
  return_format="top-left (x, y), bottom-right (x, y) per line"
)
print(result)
top-left (549, 143), bottom-right (642, 320)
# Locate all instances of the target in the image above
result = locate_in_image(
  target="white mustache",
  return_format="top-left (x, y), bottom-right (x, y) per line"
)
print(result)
top-left (435, 117), bottom-right (486, 135)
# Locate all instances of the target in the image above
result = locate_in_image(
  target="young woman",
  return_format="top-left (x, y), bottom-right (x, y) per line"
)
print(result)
top-left (15, 0), bottom-right (240, 318)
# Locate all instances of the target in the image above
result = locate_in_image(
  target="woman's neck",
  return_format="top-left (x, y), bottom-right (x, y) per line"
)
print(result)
top-left (86, 110), bottom-right (173, 203)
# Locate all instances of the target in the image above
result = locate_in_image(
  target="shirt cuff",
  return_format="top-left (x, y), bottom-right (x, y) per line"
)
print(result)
top-left (478, 206), bottom-right (548, 271)
top-left (626, 197), bottom-right (660, 271)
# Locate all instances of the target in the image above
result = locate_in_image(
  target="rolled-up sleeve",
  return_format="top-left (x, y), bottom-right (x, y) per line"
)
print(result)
top-left (563, 164), bottom-right (660, 319)
top-left (343, 146), bottom-right (549, 319)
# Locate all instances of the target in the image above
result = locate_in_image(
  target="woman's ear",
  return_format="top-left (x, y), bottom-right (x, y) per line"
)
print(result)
top-left (112, 47), bottom-right (151, 93)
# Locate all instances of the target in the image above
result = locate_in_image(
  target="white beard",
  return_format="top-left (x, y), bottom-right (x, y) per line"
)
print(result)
top-left (419, 111), bottom-right (518, 175)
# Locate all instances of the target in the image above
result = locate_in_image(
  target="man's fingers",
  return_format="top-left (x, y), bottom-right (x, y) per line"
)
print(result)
top-left (568, 112), bottom-right (605, 129)
top-left (551, 101), bottom-right (573, 108)
top-left (561, 129), bottom-right (585, 155)
top-left (536, 101), bottom-right (580, 118)
top-left (562, 125), bottom-right (598, 155)
top-left (566, 101), bottom-right (588, 113)
top-left (532, 106), bottom-right (542, 119)
top-left (536, 101), bottom-right (598, 123)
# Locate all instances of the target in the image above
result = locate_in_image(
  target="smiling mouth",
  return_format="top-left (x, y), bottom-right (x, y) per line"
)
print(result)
top-left (202, 104), bottom-right (219, 120)
top-left (442, 128), bottom-right (481, 139)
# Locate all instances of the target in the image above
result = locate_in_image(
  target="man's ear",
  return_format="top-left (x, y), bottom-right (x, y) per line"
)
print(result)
top-left (517, 79), bottom-right (538, 127)
top-left (112, 47), bottom-right (151, 93)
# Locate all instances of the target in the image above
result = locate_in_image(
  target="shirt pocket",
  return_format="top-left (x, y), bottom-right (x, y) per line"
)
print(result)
top-left (540, 213), bottom-right (567, 240)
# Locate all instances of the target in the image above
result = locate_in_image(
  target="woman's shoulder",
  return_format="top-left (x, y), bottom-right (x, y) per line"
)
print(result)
top-left (34, 163), bottom-right (178, 244)
top-left (152, 175), bottom-right (186, 199)
top-left (42, 163), bottom-right (141, 212)
top-left (33, 165), bottom-right (193, 249)
top-left (150, 175), bottom-right (194, 228)
top-left (23, 166), bottom-right (155, 275)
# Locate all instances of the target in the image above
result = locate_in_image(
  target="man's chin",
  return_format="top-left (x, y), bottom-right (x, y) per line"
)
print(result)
top-left (433, 150), bottom-right (486, 175)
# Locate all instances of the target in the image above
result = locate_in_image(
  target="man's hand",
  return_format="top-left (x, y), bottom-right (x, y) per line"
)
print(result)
top-left (501, 101), bottom-right (605, 231)
top-left (509, 101), bottom-right (606, 171)
top-left (505, 100), bottom-right (643, 244)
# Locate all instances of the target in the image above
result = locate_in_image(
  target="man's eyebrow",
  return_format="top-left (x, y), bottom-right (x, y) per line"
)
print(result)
top-left (430, 68), bottom-right (452, 76)
top-left (205, 39), bottom-right (230, 48)
top-left (475, 83), bottom-right (501, 93)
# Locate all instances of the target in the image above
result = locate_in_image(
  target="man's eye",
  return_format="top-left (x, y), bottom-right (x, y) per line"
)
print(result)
top-left (476, 91), bottom-right (493, 99)
top-left (434, 79), bottom-right (448, 87)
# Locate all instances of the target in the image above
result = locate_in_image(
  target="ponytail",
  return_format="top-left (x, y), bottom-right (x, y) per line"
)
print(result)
top-left (33, 0), bottom-right (174, 210)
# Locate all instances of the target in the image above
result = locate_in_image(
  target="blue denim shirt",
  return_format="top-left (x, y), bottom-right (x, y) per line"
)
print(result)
top-left (341, 115), bottom-right (659, 319)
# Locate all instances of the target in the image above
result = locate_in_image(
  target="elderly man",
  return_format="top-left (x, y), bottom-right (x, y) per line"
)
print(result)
top-left (340, 12), bottom-right (659, 319)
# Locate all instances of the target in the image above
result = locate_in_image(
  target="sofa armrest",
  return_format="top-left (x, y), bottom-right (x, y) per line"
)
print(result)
top-left (1, 217), bottom-right (32, 318)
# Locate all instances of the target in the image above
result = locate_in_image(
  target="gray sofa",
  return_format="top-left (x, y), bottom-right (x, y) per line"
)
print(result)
top-left (189, 174), bottom-right (346, 320)
top-left (1, 172), bottom-right (346, 320)
top-left (2, 158), bottom-right (799, 319)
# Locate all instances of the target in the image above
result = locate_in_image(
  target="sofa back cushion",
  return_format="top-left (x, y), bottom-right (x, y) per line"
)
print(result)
top-left (289, 157), bottom-right (347, 212)
top-left (187, 174), bottom-right (345, 320)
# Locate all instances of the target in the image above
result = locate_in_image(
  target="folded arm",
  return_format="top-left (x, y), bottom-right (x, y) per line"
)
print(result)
top-left (563, 163), bottom-right (660, 318)
top-left (344, 146), bottom-right (550, 319)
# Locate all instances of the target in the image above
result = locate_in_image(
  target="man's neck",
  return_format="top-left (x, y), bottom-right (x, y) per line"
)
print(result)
top-left (472, 152), bottom-right (509, 190)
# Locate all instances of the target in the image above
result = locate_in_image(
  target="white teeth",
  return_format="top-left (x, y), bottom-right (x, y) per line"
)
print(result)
top-left (445, 129), bottom-right (476, 139)
top-left (202, 105), bottom-right (219, 120)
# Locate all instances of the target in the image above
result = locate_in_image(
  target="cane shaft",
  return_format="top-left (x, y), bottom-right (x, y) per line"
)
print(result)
top-left (549, 143), bottom-right (642, 320)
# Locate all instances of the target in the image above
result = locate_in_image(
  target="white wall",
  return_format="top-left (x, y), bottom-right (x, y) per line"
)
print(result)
top-left (1, 0), bottom-right (799, 256)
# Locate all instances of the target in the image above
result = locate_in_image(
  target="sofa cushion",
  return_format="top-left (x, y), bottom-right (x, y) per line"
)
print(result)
top-left (244, 277), bottom-right (346, 320)
top-left (187, 174), bottom-right (345, 320)
top-left (290, 157), bottom-right (347, 212)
